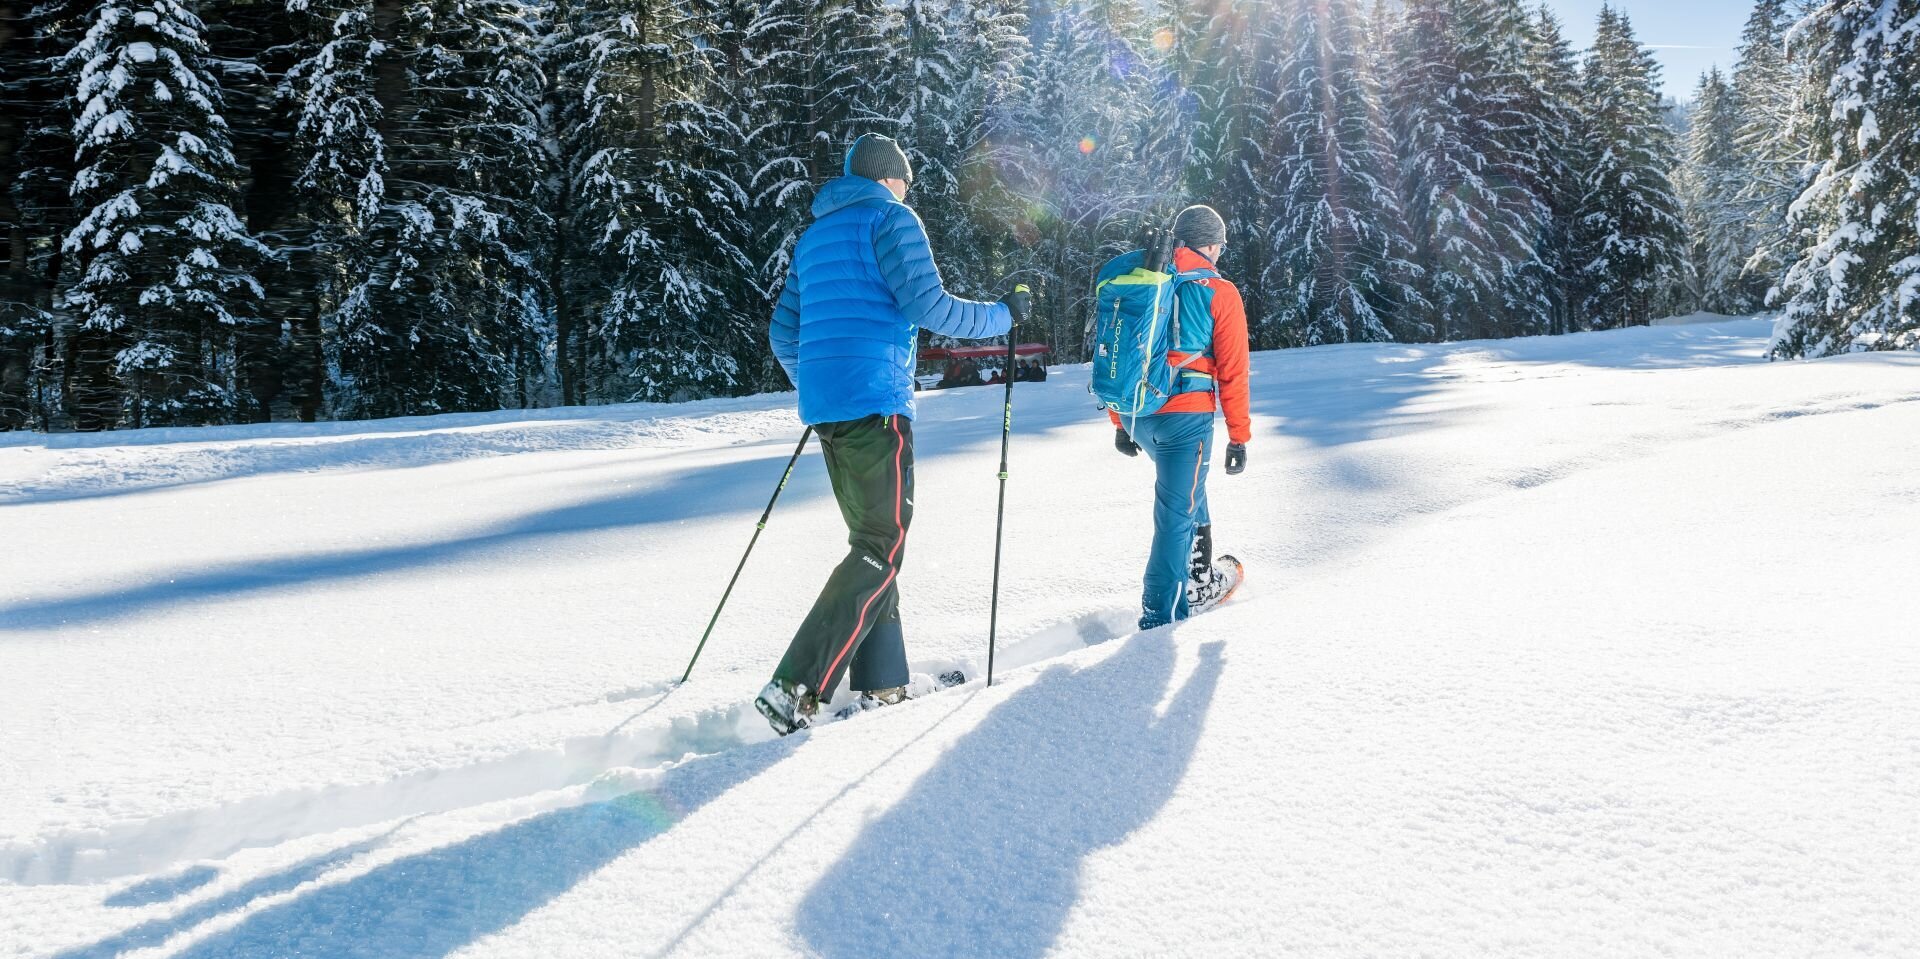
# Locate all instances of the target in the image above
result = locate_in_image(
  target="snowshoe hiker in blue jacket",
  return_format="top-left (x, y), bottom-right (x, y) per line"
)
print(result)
top-left (755, 134), bottom-right (1026, 735)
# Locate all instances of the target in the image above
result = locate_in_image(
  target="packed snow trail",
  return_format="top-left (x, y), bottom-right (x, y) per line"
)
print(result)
top-left (4, 320), bottom-right (1919, 957)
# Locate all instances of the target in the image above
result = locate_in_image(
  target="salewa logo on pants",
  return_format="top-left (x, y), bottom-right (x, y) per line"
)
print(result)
top-left (862, 555), bottom-right (884, 571)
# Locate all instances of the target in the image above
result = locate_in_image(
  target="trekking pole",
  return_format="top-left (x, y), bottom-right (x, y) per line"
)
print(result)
top-left (680, 427), bottom-right (813, 684)
top-left (987, 285), bottom-right (1033, 687)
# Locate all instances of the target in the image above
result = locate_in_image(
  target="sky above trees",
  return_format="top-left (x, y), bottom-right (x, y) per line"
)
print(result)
top-left (1545, 0), bottom-right (1753, 97)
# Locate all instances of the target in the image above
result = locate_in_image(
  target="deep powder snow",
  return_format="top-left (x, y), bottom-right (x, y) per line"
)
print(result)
top-left (3, 319), bottom-right (1918, 957)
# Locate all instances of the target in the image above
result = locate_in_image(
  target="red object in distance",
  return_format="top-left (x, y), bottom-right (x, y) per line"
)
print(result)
top-left (919, 343), bottom-right (1050, 362)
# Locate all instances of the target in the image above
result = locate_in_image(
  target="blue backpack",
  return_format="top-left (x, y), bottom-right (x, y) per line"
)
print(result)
top-left (1089, 249), bottom-right (1219, 428)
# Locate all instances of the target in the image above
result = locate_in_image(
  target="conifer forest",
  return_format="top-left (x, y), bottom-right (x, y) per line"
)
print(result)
top-left (1, 0), bottom-right (1914, 431)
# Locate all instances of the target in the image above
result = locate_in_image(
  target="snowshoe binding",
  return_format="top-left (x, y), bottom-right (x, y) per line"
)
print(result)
top-left (865, 685), bottom-right (910, 706)
top-left (754, 678), bottom-right (819, 736)
top-left (830, 670), bottom-right (967, 722)
top-left (832, 685), bottom-right (907, 721)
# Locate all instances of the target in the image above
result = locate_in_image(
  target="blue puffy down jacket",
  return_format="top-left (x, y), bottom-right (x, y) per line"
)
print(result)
top-left (770, 176), bottom-right (1012, 426)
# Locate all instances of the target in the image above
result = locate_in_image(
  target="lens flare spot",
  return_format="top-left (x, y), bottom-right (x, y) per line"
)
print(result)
top-left (1078, 137), bottom-right (1097, 155)
top-left (1152, 28), bottom-right (1175, 52)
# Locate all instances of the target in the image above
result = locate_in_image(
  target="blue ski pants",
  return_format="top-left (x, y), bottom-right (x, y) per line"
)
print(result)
top-left (1127, 412), bottom-right (1214, 629)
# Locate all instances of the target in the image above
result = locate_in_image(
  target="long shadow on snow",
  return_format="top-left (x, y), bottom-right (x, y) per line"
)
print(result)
top-left (0, 448), bottom-right (831, 630)
top-left (0, 393), bottom-right (807, 506)
top-left (51, 828), bottom-right (404, 959)
top-left (796, 630), bottom-right (1225, 958)
top-left (0, 383), bottom-right (1104, 632)
top-left (4, 364), bottom-right (1079, 509)
top-left (158, 740), bottom-right (792, 959)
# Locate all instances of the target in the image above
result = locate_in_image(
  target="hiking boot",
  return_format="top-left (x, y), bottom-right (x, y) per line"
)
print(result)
top-left (831, 685), bottom-right (909, 721)
top-left (1188, 525), bottom-right (1215, 585)
top-left (1188, 566), bottom-right (1228, 608)
top-left (1187, 523), bottom-right (1217, 606)
top-left (863, 686), bottom-right (908, 706)
top-left (1188, 555), bottom-right (1245, 615)
top-left (754, 678), bottom-right (818, 736)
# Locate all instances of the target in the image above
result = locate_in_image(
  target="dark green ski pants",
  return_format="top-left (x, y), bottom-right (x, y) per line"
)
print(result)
top-left (775, 414), bottom-right (914, 698)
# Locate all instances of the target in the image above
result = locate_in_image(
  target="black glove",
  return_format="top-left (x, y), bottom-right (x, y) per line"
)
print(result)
top-left (1115, 427), bottom-right (1140, 457)
top-left (1224, 442), bottom-right (1246, 475)
top-left (1000, 284), bottom-right (1032, 323)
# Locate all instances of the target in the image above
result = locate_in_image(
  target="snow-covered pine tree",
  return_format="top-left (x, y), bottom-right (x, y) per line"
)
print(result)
top-left (1680, 67), bottom-right (1758, 314)
top-left (1364, 0), bottom-right (1396, 85)
top-left (564, 0), bottom-right (755, 402)
top-left (1384, 0), bottom-right (1512, 341)
top-left (203, 0), bottom-right (305, 422)
top-left (59, 0), bottom-right (272, 429)
top-left (1178, 0), bottom-right (1277, 342)
top-left (1138, 0), bottom-right (1244, 225)
top-left (1771, 0), bottom-right (1920, 356)
top-left (688, 0), bottom-right (783, 393)
top-left (1147, 0), bottom-right (1210, 206)
top-left (283, 0), bottom-right (392, 421)
top-left (1570, 5), bottom-right (1686, 329)
top-left (935, 0), bottom-right (1028, 290)
top-left (1469, 0), bottom-right (1556, 338)
top-left (1730, 0), bottom-right (1815, 300)
top-left (1523, 2), bottom-right (1587, 335)
top-left (1003, 0), bottom-right (1158, 356)
top-left (293, 0), bottom-right (551, 419)
top-left (1168, 0), bottom-right (1253, 209)
top-left (1, 0), bottom-right (86, 429)
top-left (886, 0), bottom-right (970, 276)
top-left (748, 0), bottom-right (901, 307)
top-left (1262, 0), bottom-right (1420, 346)
top-left (540, 0), bottom-right (589, 406)
top-left (809, 0), bottom-right (902, 174)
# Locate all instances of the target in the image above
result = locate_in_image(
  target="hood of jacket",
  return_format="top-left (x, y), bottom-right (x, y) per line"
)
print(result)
top-left (811, 175), bottom-right (901, 219)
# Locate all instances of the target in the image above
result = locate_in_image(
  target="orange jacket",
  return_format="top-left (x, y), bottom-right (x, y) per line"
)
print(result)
top-left (1107, 246), bottom-right (1252, 444)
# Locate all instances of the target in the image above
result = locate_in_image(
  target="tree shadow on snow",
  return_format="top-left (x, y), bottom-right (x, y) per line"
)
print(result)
top-left (1246, 323), bottom-right (1770, 450)
top-left (149, 740), bottom-right (792, 959)
top-left (1246, 346), bottom-right (1450, 449)
top-left (795, 631), bottom-right (1225, 959)
top-left (0, 448), bottom-right (830, 631)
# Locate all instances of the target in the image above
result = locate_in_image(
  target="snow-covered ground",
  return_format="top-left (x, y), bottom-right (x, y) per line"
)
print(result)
top-left (4, 319), bottom-right (1918, 958)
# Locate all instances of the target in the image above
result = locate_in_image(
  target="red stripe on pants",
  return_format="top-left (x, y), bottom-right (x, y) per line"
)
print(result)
top-left (818, 415), bottom-right (907, 691)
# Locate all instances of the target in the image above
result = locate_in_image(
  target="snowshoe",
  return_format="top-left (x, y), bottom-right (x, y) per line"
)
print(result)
top-left (828, 670), bottom-right (967, 723)
top-left (831, 685), bottom-right (907, 722)
top-left (1187, 554), bottom-right (1244, 615)
top-left (754, 678), bottom-right (819, 736)
top-left (866, 685), bottom-right (910, 706)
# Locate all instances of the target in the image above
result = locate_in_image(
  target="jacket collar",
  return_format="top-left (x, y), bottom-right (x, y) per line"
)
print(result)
top-left (1174, 246), bottom-right (1219, 273)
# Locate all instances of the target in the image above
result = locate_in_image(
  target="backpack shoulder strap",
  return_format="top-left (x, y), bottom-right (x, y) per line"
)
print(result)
top-left (1168, 268), bottom-right (1222, 358)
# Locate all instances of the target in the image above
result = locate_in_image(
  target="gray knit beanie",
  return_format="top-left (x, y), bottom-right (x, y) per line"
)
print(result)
top-left (844, 134), bottom-right (913, 184)
top-left (1172, 204), bottom-right (1228, 249)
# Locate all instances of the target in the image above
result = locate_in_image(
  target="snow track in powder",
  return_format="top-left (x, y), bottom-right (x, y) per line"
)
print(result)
top-left (3, 605), bottom-right (1145, 887)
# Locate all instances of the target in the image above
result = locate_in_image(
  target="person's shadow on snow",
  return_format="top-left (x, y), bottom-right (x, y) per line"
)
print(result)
top-left (796, 631), bottom-right (1225, 958)
top-left (129, 738), bottom-right (793, 959)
